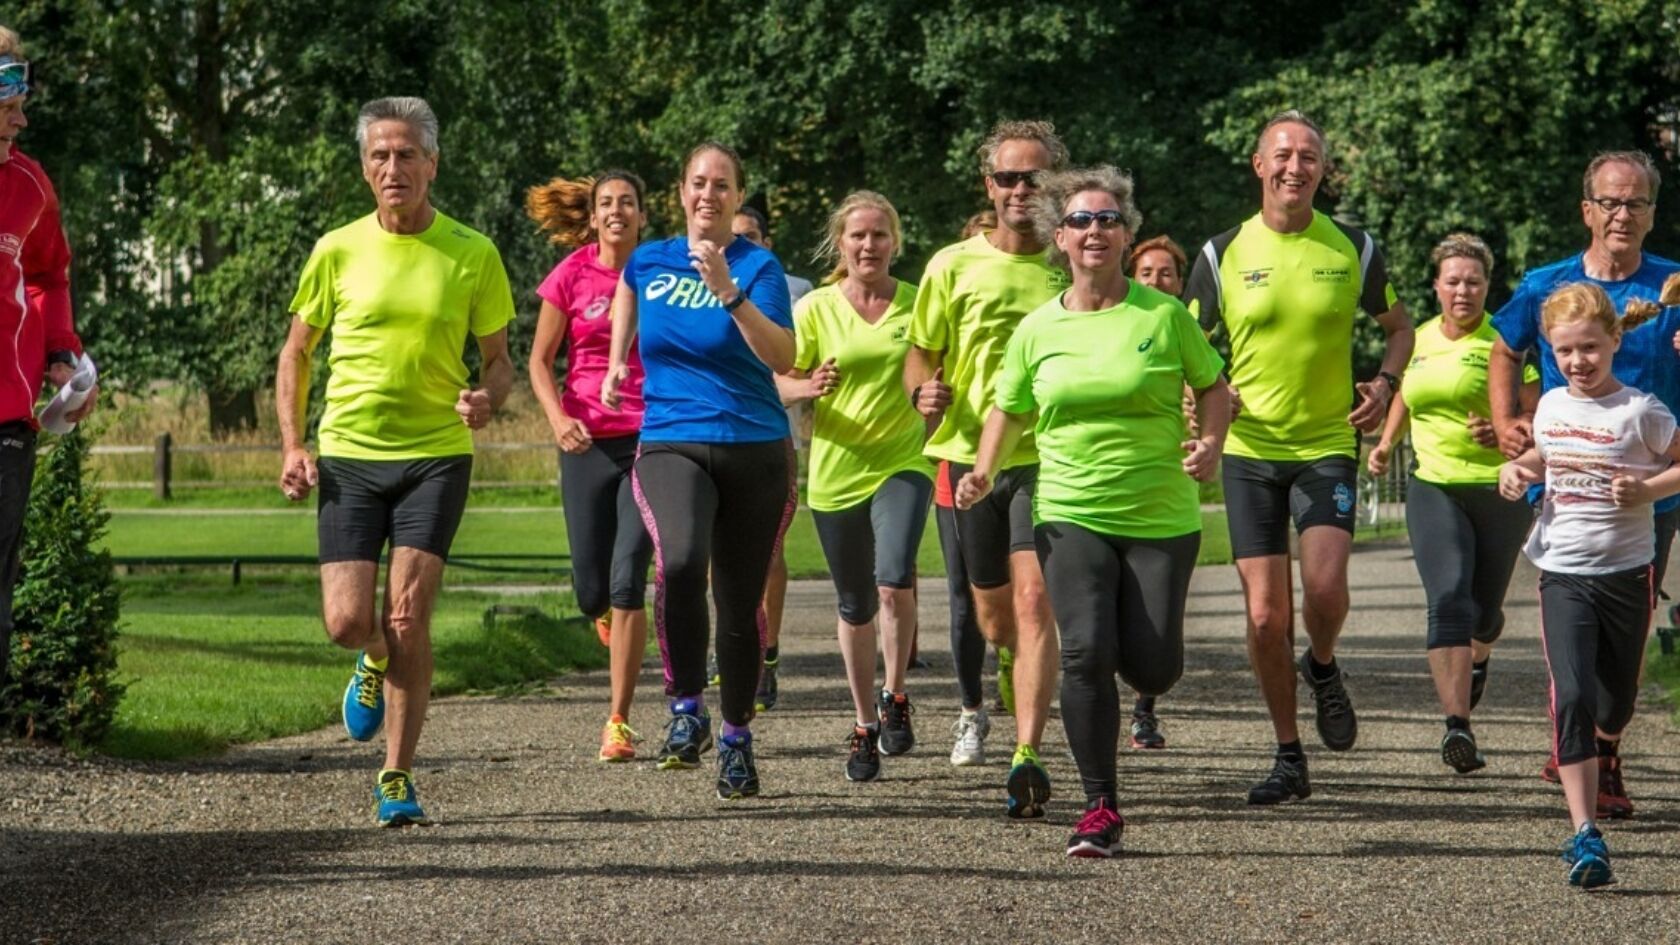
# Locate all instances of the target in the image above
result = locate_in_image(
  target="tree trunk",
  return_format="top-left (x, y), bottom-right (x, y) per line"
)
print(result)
top-left (207, 386), bottom-right (259, 436)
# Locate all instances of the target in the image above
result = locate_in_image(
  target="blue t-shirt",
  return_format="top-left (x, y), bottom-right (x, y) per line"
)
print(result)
top-left (623, 235), bottom-right (794, 443)
top-left (1492, 251), bottom-right (1680, 512)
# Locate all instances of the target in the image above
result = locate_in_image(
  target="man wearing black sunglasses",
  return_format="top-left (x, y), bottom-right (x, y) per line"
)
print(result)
top-left (1486, 150), bottom-right (1680, 815)
top-left (904, 120), bottom-right (1070, 817)
top-left (0, 25), bottom-right (96, 695)
top-left (1184, 109), bottom-right (1413, 806)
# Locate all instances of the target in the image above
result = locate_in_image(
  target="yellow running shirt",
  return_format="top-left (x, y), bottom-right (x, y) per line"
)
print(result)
top-left (793, 280), bottom-right (935, 512)
top-left (289, 211), bottom-right (515, 460)
top-left (908, 234), bottom-right (1069, 466)
top-left (1403, 315), bottom-right (1538, 485)
top-left (1185, 211), bottom-right (1397, 461)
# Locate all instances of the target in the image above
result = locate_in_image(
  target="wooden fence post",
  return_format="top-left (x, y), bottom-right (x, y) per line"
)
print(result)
top-left (154, 432), bottom-right (172, 500)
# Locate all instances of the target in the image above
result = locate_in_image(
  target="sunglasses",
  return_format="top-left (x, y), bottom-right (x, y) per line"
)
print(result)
top-left (989, 170), bottom-right (1041, 189)
top-left (0, 59), bottom-right (29, 101)
top-left (1060, 210), bottom-right (1126, 231)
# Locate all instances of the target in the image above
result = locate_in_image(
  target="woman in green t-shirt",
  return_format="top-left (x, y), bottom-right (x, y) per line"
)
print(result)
top-left (1368, 233), bottom-right (1537, 774)
top-left (956, 167), bottom-right (1231, 857)
top-left (776, 191), bottom-right (935, 783)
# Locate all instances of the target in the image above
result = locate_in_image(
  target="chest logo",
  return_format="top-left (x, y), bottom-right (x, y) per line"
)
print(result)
top-left (582, 297), bottom-right (611, 321)
top-left (1137, 337), bottom-right (1155, 352)
top-left (1312, 267), bottom-right (1351, 283)
top-left (1241, 268), bottom-right (1271, 289)
top-left (0, 234), bottom-right (20, 259)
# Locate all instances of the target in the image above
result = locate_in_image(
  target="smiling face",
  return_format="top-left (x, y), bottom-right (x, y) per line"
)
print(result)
top-left (984, 138), bottom-right (1053, 232)
top-left (1581, 160), bottom-right (1655, 258)
top-left (593, 178), bottom-right (643, 250)
top-left (1434, 255), bottom-right (1489, 331)
top-left (839, 206), bottom-right (896, 281)
top-left (683, 148), bottom-right (743, 235)
top-left (1548, 317), bottom-right (1621, 398)
top-left (1132, 248), bottom-right (1182, 296)
top-left (1252, 121), bottom-right (1324, 214)
top-left (0, 93), bottom-right (26, 164)
top-left (360, 118), bottom-right (436, 215)
top-left (1053, 189), bottom-right (1132, 278)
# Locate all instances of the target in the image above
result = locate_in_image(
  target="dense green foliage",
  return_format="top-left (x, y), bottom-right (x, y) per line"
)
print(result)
top-left (9, 0), bottom-right (1679, 424)
top-left (1, 432), bottom-right (124, 747)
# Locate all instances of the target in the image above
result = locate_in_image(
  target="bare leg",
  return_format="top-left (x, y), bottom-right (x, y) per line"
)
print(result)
top-left (763, 547), bottom-right (788, 650)
top-left (1429, 646), bottom-right (1472, 718)
top-left (607, 606), bottom-right (646, 720)
top-left (879, 586), bottom-right (915, 694)
top-left (1559, 759), bottom-right (1598, 830)
top-left (838, 617), bottom-right (879, 726)
top-left (381, 547), bottom-right (446, 773)
top-left (1009, 549), bottom-right (1057, 750)
top-left (1236, 553), bottom-right (1298, 743)
top-left (970, 585), bottom-right (1019, 650)
top-left (1297, 526), bottom-right (1351, 663)
top-left (321, 561), bottom-right (382, 658)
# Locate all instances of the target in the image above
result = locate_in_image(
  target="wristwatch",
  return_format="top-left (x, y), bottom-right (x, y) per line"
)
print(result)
top-left (722, 292), bottom-right (747, 312)
top-left (1377, 371), bottom-right (1400, 394)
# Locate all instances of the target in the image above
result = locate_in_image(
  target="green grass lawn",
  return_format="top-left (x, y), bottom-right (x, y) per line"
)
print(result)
top-left (103, 577), bottom-right (602, 760)
top-left (1648, 625), bottom-right (1680, 725)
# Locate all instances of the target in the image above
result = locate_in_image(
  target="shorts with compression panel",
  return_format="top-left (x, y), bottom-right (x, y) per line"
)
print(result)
top-left (317, 455), bottom-right (472, 563)
top-left (945, 461), bottom-right (1037, 589)
top-left (1222, 454), bottom-right (1356, 559)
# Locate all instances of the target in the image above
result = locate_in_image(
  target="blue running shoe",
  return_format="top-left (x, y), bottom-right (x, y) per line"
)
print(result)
top-left (342, 652), bottom-right (386, 742)
top-left (1562, 825), bottom-right (1614, 888)
top-left (716, 733), bottom-right (760, 799)
top-left (658, 698), bottom-right (713, 770)
top-left (374, 769), bottom-right (430, 827)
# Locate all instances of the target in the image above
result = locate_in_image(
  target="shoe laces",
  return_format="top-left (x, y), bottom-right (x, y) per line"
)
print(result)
top-left (665, 711), bottom-right (702, 745)
top-left (951, 715), bottom-right (982, 748)
top-left (1132, 712), bottom-right (1159, 735)
top-left (1313, 672), bottom-right (1353, 716)
top-left (848, 727), bottom-right (878, 757)
top-left (1075, 801), bottom-right (1121, 836)
top-left (719, 742), bottom-right (753, 780)
top-left (605, 721), bottom-right (641, 746)
top-left (354, 666), bottom-right (383, 710)
top-left (377, 773), bottom-right (412, 803)
top-left (883, 695), bottom-right (913, 727)
top-left (1266, 754), bottom-right (1303, 783)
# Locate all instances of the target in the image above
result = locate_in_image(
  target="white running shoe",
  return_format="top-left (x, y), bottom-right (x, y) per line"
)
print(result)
top-left (950, 709), bottom-right (990, 766)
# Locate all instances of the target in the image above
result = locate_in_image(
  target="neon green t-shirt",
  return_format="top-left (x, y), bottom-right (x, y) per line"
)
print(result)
top-left (907, 234), bottom-right (1069, 466)
top-left (994, 283), bottom-right (1225, 538)
top-left (289, 211), bottom-right (515, 460)
top-left (1185, 211), bottom-right (1398, 461)
top-left (1403, 315), bottom-right (1538, 485)
top-left (794, 280), bottom-right (936, 511)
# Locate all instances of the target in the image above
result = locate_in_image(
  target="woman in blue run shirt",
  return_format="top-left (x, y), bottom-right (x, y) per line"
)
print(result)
top-left (603, 141), bottom-right (795, 800)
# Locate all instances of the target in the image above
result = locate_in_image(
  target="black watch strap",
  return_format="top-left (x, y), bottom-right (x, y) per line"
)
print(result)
top-left (1378, 370), bottom-right (1400, 393)
top-left (47, 349), bottom-right (76, 368)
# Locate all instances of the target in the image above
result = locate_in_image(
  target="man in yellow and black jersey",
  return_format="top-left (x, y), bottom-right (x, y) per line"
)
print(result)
top-left (1184, 110), bottom-right (1414, 806)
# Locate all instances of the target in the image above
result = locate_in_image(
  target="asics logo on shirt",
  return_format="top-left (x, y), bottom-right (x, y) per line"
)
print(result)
top-left (582, 296), bottom-right (611, 321)
top-left (1137, 338), bottom-right (1155, 352)
top-left (644, 273), bottom-right (736, 308)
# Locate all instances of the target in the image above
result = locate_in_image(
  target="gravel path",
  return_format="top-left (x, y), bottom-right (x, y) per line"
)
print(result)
top-left (4, 542), bottom-right (1678, 944)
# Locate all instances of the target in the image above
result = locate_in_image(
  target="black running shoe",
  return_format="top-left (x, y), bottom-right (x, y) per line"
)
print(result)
top-left (1246, 753), bottom-right (1311, 805)
top-left (658, 699), bottom-right (713, 771)
top-left (1066, 798), bottom-right (1125, 858)
top-left (754, 658), bottom-right (779, 712)
top-left (1298, 650), bottom-right (1358, 751)
top-left (1469, 658), bottom-right (1489, 710)
top-left (878, 690), bottom-right (915, 756)
top-left (1129, 711), bottom-right (1166, 750)
top-left (845, 725), bottom-right (881, 782)
top-left (716, 736), bottom-right (760, 799)
top-left (1441, 728), bottom-right (1486, 773)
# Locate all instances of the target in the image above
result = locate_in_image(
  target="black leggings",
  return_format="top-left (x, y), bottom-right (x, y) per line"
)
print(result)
top-left (811, 472), bottom-right (933, 625)
top-left (0, 424), bottom-right (36, 690)
top-left (633, 439), bottom-right (793, 725)
top-left (560, 434), bottom-right (652, 618)
top-left (1036, 521), bottom-right (1199, 802)
top-left (1405, 478), bottom-right (1532, 649)
top-left (1539, 567), bottom-right (1652, 765)
top-left (937, 502), bottom-right (987, 709)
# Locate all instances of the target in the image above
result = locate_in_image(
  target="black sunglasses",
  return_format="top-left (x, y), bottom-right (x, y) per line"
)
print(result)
top-left (1060, 210), bottom-right (1126, 231)
top-left (990, 170), bottom-right (1041, 189)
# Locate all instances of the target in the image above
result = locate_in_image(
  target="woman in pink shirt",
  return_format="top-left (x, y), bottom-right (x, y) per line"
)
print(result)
top-left (526, 170), bottom-right (652, 762)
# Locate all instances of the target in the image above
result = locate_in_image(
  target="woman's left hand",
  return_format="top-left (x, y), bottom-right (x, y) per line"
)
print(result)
top-left (1182, 436), bottom-right (1220, 482)
top-left (689, 239), bottom-right (737, 304)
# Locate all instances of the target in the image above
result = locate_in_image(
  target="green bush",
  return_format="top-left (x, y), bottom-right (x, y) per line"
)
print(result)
top-left (2, 431), bottom-right (124, 747)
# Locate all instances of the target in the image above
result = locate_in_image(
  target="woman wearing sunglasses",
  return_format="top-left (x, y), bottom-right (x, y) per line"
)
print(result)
top-left (956, 167), bottom-right (1230, 857)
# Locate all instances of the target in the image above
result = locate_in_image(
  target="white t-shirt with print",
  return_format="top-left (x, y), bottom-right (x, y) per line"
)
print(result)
top-left (1525, 385), bottom-right (1678, 574)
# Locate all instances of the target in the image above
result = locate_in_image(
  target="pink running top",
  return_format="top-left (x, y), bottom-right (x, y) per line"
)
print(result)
top-left (536, 242), bottom-right (644, 438)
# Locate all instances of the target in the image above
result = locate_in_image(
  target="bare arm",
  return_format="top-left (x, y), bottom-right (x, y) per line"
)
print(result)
top-left (528, 300), bottom-right (592, 452)
top-left (1367, 392), bottom-right (1410, 476)
top-left (1183, 377), bottom-right (1232, 481)
top-left (776, 358), bottom-right (839, 407)
top-left (1487, 337), bottom-right (1532, 458)
top-left (1612, 431), bottom-right (1680, 507)
top-left (602, 278), bottom-right (638, 408)
top-left (955, 407), bottom-right (1033, 508)
top-left (276, 315), bottom-right (326, 500)
top-left (1349, 302), bottom-right (1414, 432)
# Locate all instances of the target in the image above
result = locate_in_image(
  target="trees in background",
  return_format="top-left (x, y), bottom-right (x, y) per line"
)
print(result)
top-left (11, 0), bottom-right (1679, 425)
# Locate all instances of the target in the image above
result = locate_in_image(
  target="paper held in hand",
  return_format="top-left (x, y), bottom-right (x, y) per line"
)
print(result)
top-left (37, 354), bottom-right (98, 434)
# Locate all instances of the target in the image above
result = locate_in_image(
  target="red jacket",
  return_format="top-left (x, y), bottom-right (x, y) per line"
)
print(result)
top-left (0, 150), bottom-right (82, 427)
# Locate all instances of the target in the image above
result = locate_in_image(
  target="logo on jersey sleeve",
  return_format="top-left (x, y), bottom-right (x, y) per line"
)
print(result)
top-left (1241, 268), bottom-right (1272, 289)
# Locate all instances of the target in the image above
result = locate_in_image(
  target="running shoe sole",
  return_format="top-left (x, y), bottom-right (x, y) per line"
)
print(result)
top-left (1005, 763), bottom-right (1051, 819)
top-left (378, 810), bottom-right (432, 828)
top-left (1441, 732), bottom-right (1485, 774)
top-left (1066, 835), bottom-right (1123, 858)
top-left (658, 734), bottom-right (713, 771)
top-left (1569, 854), bottom-right (1614, 889)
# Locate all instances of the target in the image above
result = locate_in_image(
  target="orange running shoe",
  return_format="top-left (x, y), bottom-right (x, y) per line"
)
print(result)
top-left (594, 616), bottom-right (612, 647)
top-left (598, 720), bottom-right (640, 762)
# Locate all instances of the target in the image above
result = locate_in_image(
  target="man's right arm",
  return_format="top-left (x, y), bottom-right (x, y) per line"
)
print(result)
top-left (276, 316), bottom-right (324, 500)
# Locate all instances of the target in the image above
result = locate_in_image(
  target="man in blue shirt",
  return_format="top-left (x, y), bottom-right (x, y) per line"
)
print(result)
top-left (1487, 148), bottom-right (1679, 817)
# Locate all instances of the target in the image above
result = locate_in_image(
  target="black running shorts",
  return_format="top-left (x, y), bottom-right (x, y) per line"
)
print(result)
top-left (1222, 454), bottom-right (1356, 559)
top-left (317, 455), bottom-right (473, 563)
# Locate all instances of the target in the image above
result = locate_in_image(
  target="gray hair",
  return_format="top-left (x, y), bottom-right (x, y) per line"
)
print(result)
top-left (1254, 108), bottom-right (1326, 155)
top-left (1030, 166), bottom-right (1143, 271)
top-left (1582, 150), bottom-right (1661, 201)
top-left (977, 119), bottom-right (1070, 177)
top-left (356, 96), bottom-right (439, 156)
